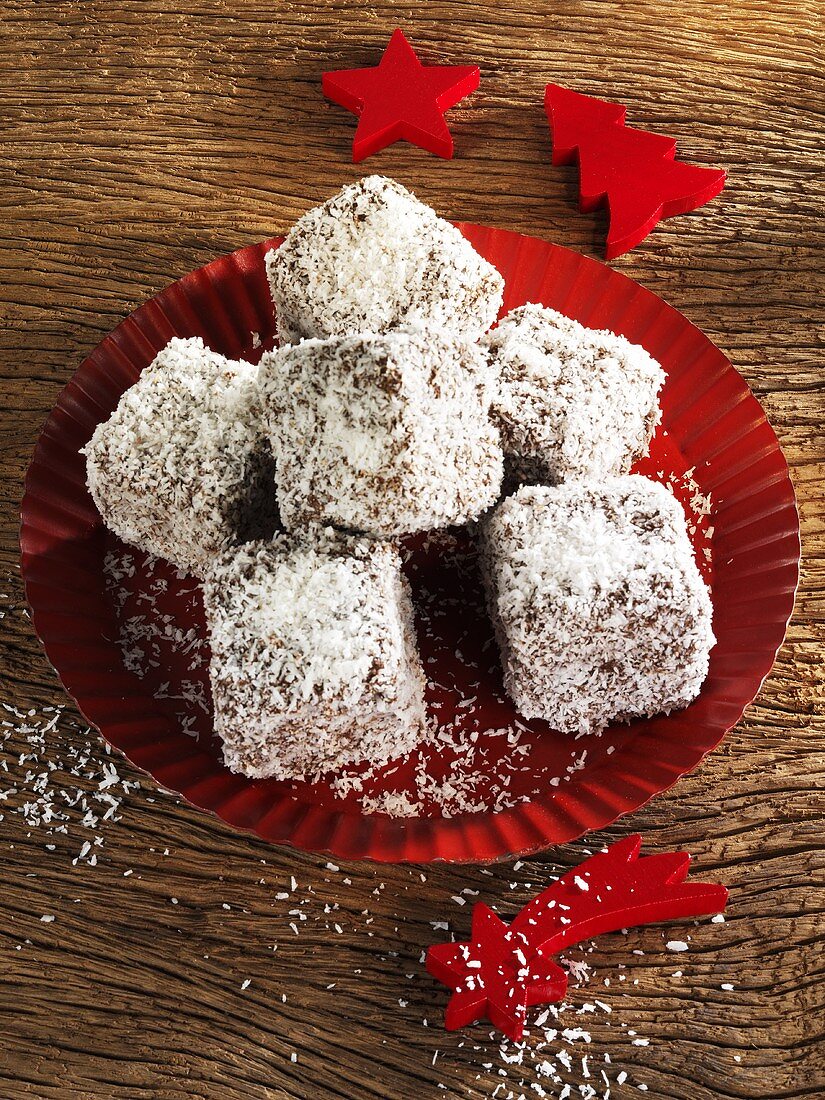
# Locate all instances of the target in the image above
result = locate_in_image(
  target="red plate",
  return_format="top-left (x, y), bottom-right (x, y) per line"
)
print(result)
top-left (20, 226), bottom-right (800, 862)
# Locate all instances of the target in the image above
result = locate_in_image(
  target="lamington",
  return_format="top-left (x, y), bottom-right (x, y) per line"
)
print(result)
top-left (202, 534), bottom-right (427, 780)
top-left (483, 304), bottom-right (665, 485)
top-left (265, 176), bottom-right (504, 344)
top-left (480, 476), bottom-right (714, 734)
top-left (84, 337), bottom-right (279, 578)
top-left (259, 328), bottom-right (504, 537)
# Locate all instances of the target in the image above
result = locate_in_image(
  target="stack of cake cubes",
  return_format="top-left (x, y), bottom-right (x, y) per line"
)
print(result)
top-left (84, 174), bottom-right (714, 785)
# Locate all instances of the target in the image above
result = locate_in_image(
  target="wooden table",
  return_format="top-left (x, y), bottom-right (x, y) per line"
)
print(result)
top-left (1, 3), bottom-right (822, 1097)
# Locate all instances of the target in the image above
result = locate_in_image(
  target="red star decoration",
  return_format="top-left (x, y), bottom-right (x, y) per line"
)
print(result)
top-left (322, 29), bottom-right (480, 162)
top-left (427, 904), bottom-right (568, 1036)
top-left (427, 835), bottom-right (728, 1040)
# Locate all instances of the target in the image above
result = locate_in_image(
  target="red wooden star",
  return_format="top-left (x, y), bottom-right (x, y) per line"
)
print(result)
top-left (322, 29), bottom-right (480, 162)
top-left (427, 835), bottom-right (728, 1040)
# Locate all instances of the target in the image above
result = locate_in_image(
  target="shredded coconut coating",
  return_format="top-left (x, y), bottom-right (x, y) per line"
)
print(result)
top-left (265, 176), bottom-right (504, 344)
top-left (84, 337), bottom-right (280, 578)
top-left (259, 328), bottom-right (504, 537)
top-left (480, 477), bottom-right (715, 734)
top-left (484, 304), bottom-right (665, 484)
top-left (202, 534), bottom-right (427, 780)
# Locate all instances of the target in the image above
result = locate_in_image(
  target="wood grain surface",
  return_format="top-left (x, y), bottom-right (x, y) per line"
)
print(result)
top-left (1, 2), bottom-right (823, 1098)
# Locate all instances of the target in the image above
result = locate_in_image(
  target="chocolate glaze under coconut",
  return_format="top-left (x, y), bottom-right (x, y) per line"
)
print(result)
top-left (265, 175), bottom-right (504, 344)
top-left (259, 327), bottom-right (503, 538)
top-left (84, 337), bottom-right (279, 578)
top-left (480, 476), bottom-right (714, 735)
top-left (202, 533), bottom-right (426, 780)
top-left (484, 304), bottom-right (665, 485)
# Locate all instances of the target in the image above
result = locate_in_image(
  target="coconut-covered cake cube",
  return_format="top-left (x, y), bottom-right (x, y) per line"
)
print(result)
top-left (484, 304), bottom-right (665, 485)
top-left (84, 337), bottom-right (279, 578)
top-left (265, 176), bottom-right (504, 344)
top-left (259, 328), bottom-right (504, 538)
top-left (202, 534), bottom-right (427, 780)
top-left (481, 476), bottom-right (714, 734)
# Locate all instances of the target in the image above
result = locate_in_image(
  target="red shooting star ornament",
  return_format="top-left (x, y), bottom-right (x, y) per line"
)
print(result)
top-left (322, 29), bottom-right (480, 162)
top-left (545, 83), bottom-right (726, 259)
top-left (427, 834), bottom-right (728, 1040)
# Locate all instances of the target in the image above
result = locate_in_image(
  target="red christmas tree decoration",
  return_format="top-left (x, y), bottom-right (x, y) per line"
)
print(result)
top-left (427, 835), bottom-right (728, 1040)
top-left (545, 84), bottom-right (726, 260)
top-left (322, 30), bottom-right (479, 162)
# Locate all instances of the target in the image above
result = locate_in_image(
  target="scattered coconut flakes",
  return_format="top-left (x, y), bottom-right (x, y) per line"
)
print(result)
top-left (360, 789), bottom-right (423, 817)
top-left (1, 701), bottom-right (142, 863)
top-left (451, 940), bottom-right (654, 1098)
